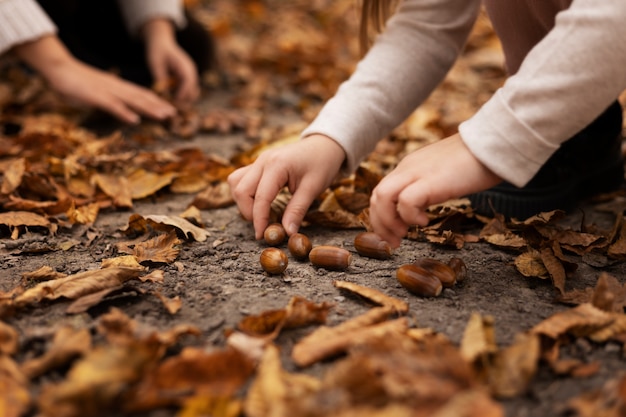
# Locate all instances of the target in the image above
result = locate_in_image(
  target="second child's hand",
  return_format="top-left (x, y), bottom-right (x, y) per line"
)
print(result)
top-left (13, 34), bottom-right (177, 124)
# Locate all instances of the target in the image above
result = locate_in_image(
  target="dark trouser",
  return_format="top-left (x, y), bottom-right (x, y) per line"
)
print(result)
top-left (35, 0), bottom-right (216, 87)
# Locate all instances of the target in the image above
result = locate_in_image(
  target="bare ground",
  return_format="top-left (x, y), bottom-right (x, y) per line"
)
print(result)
top-left (2, 87), bottom-right (626, 416)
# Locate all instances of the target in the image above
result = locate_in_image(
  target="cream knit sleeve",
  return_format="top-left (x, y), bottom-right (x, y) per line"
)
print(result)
top-left (460, 0), bottom-right (626, 187)
top-left (117, 0), bottom-right (186, 37)
top-left (0, 0), bottom-right (56, 55)
top-left (301, 0), bottom-right (481, 176)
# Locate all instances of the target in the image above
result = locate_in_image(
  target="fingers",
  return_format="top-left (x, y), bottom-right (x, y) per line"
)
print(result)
top-left (171, 55), bottom-right (199, 103)
top-left (229, 160), bottom-right (288, 240)
top-left (251, 166), bottom-right (289, 240)
top-left (282, 178), bottom-right (322, 235)
top-left (369, 183), bottom-right (408, 249)
top-left (116, 83), bottom-right (177, 120)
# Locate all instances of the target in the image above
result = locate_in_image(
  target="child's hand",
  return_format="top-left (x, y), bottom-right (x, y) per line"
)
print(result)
top-left (13, 35), bottom-right (177, 124)
top-left (369, 133), bottom-right (502, 248)
top-left (142, 18), bottom-right (199, 104)
top-left (228, 134), bottom-right (347, 240)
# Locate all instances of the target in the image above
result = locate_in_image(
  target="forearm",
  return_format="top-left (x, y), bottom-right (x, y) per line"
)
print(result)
top-left (12, 34), bottom-right (76, 79)
top-left (302, 0), bottom-right (481, 175)
top-left (460, 0), bottom-right (626, 187)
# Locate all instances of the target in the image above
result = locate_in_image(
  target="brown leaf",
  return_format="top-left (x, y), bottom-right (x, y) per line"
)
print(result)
top-left (514, 249), bottom-right (549, 279)
top-left (127, 169), bottom-right (178, 200)
top-left (460, 313), bottom-right (497, 363)
top-left (153, 291), bottom-right (182, 315)
top-left (0, 356), bottom-right (31, 417)
top-left (14, 267), bottom-right (143, 306)
top-left (0, 321), bottom-right (19, 355)
top-left (292, 317), bottom-right (409, 368)
top-left (540, 246), bottom-right (566, 295)
top-left (531, 303), bottom-right (614, 340)
top-left (1, 157), bottom-right (26, 194)
top-left (133, 231), bottom-right (181, 264)
top-left (121, 213), bottom-right (210, 242)
top-left (66, 201), bottom-right (99, 225)
top-left (608, 219), bottom-right (626, 260)
top-left (0, 211), bottom-right (52, 239)
top-left (37, 339), bottom-right (164, 417)
top-left (21, 327), bottom-right (91, 379)
top-left (190, 181), bottom-right (234, 209)
top-left (92, 173), bottom-right (132, 208)
top-left (21, 265), bottom-right (67, 282)
top-left (126, 347), bottom-right (255, 412)
top-left (334, 280), bottom-right (408, 314)
top-left (564, 373), bottom-right (626, 417)
top-left (244, 344), bottom-right (321, 417)
top-left (237, 296), bottom-right (332, 338)
top-left (486, 332), bottom-right (540, 398)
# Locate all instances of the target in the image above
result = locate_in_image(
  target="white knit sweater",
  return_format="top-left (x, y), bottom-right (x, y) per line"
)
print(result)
top-left (0, 0), bottom-right (186, 55)
top-left (302, 0), bottom-right (626, 187)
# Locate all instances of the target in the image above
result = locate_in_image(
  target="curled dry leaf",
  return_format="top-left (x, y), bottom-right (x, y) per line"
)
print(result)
top-left (460, 313), bottom-right (497, 364)
top-left (531, 303), bottom-right (614, 340)
top-left (0, 320), bottom-right (19, 355)
top-left (191, 181), bottom-right (234, 210)
top-left (153, 292), bottom-right (182, 315)
top-left (334, 280), bottom-right (408, 314)
top-left (126, 347), bottom-right (255, 412)
top-left (0, 210), bottom-right (52, 239)
top-left (37, 339), bottom-right (164, 417)
top-left (131, 231), bottom-right (181, 265)
top-left (237, 296), bottom-right (332, 339)
top-left (0, 355), bottom-right (30, 417)
top-left (292, 317), bottom-right (409, 368)
top-left (14, 266), bottom-right (144, 307)
top-left (245, 344), bottom-right (321, 417)
top-left (21, 326), bottom-right (92, 379)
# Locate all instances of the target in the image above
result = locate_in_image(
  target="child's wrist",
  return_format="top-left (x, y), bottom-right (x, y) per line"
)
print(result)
top-left (141, 18), bottom-right (176, 45)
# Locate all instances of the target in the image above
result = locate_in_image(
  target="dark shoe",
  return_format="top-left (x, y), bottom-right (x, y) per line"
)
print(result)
top-left (467, 101), bottom-right (625, 219)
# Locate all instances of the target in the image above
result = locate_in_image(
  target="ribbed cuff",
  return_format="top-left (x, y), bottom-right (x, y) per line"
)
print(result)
top-left (117, 0), bottom-right (187, 37)
top-left (0, 0), bottom-right (57, 55)
top-left (459, 89), bottom-right (559, 187)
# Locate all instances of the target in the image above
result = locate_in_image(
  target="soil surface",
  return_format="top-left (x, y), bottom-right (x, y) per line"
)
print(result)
top-left (2, 90), bottom-right (626, 416)
top-left (2, 2), bottom-right (626, 416)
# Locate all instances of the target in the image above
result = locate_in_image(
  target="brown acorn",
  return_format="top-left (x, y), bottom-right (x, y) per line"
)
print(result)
top-left (260, 247), bottom-right (288, 274)
top-left (447, 257), bottom-right (467, 283)
top-left (413, 258), bottom-right (457, 288)
top-left (288, 233), bottom-right (312, 261)
top-left (354, 232), bottom-right (393, 260)
top-left (396, 264), bottom-right (442, 297)
top-left (264, 223), bottom-right (286, 246)
top-left (309, 246), bottom-right (352, 270)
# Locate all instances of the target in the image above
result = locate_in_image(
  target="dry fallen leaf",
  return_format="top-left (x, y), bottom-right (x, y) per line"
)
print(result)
top-left (21, 326), bottom-right (92, 379)
top-left (14, 266), bottom-right (144, 307)
top-left (334, 280), bottom-right (408, 314)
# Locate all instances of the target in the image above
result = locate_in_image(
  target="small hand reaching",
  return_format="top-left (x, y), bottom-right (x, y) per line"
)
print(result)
top-left (368, 133), bottom-right (502, 248)
top-left (14, 34), bottom-right (177, 124)
top-left (228, 134), bottom-right (347, 240)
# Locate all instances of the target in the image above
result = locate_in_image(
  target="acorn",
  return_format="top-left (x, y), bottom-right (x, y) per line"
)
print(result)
top-left (309, 246), bottom-right (352, 270)
top-left (264, 223), bottom-right (286, 246)
top-left (260, 247), bottom-right (288, 274)
top-left (413, 258), bottom-right (457, 288)
top-left (396, 264), bottom-right (442, 297)
top-left (288, 233), bottom-right (312, 261)
top-left (447, 257), bottom-right (467, 283)
top-left (354, 232), bottom-right (393, 260)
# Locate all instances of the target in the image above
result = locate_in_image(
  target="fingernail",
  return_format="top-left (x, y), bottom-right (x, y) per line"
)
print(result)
top-left (287, 223), bottom-right (298, 235)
